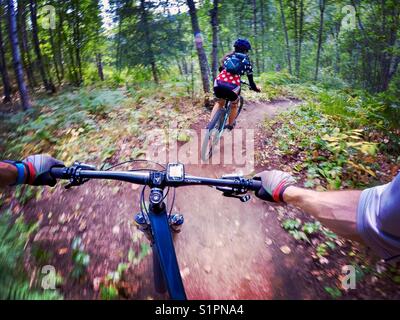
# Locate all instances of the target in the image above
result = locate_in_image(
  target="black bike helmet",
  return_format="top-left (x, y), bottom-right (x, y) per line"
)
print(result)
top-left (234, 39), bottom-right (252, 53)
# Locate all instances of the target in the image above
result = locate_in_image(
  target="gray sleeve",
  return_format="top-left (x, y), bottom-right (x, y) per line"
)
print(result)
top-left (357, 173), bottom-right (400, 261)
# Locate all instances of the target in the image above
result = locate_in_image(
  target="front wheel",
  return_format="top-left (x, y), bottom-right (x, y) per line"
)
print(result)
top-left (201, 108), bottom-right (226, 161)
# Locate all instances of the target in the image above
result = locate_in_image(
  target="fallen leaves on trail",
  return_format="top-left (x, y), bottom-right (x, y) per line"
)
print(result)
top-left (112, 225), bottom-right (120, 235)
top-left (280, 245), bottom-right (291, 255)
top-left (58, 248), bottom-right (68, 255)
top-left (180, 267), bottom-right (190, 279)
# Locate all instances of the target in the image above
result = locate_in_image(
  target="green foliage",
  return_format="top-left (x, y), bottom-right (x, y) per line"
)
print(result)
top-left (324, 286), bottom-right (342, 299)
top-left (281, 216), bottom-right (338, 259)
top-left (289, 230), bottom-right (309, 243)
top-left (282, 218), bottom-right (301, 231)
top-left (100, 262), bottom-right (130, 300)
top-left (302, 222), bottom-right (321, 235)
top-left (0, 211), bottom-right (61, 300)
top-left (70, 237), bottom-right (90, 280)
top-left (322, 229), bottom-right (338, 240)
top-left (259, 71), bottom-right (297, 86)
top-left (282, 219), bottom-right (309, 243)
top-left (14, 186), bottom-right (36, 205)
top-left (128, 242), bottom-right (151, 265)
top-left (107, 263), bottom-right (129, 284)
top-left (100, 283), bottom-right (119, 300)
top-left (31, 244), bottom-right (53, 266)
top-left (265, 85), bottom-right (399, 188)
top-left (1, 88), bottom-right (126, 161)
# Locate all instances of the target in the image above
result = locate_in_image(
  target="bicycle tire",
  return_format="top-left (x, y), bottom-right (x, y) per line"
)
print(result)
top-left (201, 108), bottom-right (226, 161)
top-left (236, 96), bottom-right (244, 120)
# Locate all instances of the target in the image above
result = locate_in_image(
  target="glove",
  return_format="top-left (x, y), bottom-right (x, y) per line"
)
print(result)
top-left (254, 170), bottom-right (296, 202)
top-left (23, 154), bottom-right (65, 187)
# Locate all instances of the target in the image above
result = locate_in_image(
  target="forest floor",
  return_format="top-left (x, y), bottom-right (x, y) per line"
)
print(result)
top-left (2, 90), bottom-right (397, 300)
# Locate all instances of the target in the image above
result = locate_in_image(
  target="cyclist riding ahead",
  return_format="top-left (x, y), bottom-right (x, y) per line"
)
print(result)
top-left (211, 38), bottom-right (261, 131)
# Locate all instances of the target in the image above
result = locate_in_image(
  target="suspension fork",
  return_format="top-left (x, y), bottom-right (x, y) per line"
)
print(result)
top-left (146, 188), bottom-right (186, 300)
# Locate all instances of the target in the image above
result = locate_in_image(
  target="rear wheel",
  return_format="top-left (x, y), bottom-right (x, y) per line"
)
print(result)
top-left (201, 108), bottom-right (226, 161)
top-left (236, 96), bottom-right (244, 120)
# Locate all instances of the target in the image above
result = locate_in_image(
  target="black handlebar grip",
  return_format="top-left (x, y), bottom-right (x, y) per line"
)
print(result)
top-left (50, 166), bottom-right (67, 179)
top-left (250, 179), bottom-right (262, 192)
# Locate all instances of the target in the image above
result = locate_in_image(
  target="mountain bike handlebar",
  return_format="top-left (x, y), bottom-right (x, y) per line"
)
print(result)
top-left (50, 163), bottom-right (262, 194)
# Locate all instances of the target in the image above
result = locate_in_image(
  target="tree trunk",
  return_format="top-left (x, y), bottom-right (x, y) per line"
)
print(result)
top-left (377, 1), bottom-right (399, 92)
top-left (116, 15), bottom-right (123, 72)
top-left (298, 0), bottom-right (304, 76)
top-left (210, 0), bottom-right (219, 80)
top-left (0, 3), bottom-right (12, 103)
top-left (49, 27), bottom-right (61, 86)
top-left (29, 0), bottom-right (55, 93)
top-left (314, 0), bottom-right (325, 81)
top-left (57, 8), bottom-right (65, 80)
top-left (182, 56), bottom-right (188, 75)
top-left (218, 37), bottom-right (225, 55)
top-left (96, 53), bottom-right (105, 81)
top-left (186, 0), bottom-right (210, 94)
top-left (292, 0), bottom-right (300, 77)
top-left (279, 0), bottom-right (292, 74)
top-left (139, 0), bottom-right (159, 83)
top-left (251, 0), bottom-right (260, 73)
top-left (176, 58), bottom-right (183, 76)
top-left (7, 0), bottom-right (32, 110)
top-left (260, 0), bottom-right (267, 72)
top-left (73, 1), bottom-right (83, 86)
top-left (61, 6), bottom-right (78, 85)
top-left (332, 22), bottom-right (341, 74)
top-left (17, 0), bottom-right (36, 90)
top-left (65, 28), bottom-right (78, 85)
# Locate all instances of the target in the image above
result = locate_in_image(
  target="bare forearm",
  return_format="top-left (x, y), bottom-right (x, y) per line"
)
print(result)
top-left (0, 162), bottom-right (18, 187)
top-left (283, 186), bottom-right (363, 243)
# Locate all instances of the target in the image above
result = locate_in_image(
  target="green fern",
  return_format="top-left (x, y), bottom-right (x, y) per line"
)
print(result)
top-left (0, 211), bottom-right (62, 300)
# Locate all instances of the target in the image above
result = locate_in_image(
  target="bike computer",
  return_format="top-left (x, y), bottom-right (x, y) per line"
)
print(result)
top-left (166, 163), bottom-right (185, 182)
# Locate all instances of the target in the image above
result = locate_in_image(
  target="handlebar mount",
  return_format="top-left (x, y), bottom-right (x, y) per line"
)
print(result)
top-left (62, 162), bottom-right (96, 189)
top-left (216, 174), bottom-right (252, 202)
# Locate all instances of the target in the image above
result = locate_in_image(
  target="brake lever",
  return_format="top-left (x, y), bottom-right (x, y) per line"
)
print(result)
top-left (222, 192), bottom-right (251, 203)
top-left (217, 174), bottom-right (251, 202)
top-left (65, 162), bottom-right (96, 189)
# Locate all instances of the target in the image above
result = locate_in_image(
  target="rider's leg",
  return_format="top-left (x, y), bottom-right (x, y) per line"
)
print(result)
top-left (228, 98), bottom-right (239, 126)
top-left (210, 99), bottom-right (225, 121)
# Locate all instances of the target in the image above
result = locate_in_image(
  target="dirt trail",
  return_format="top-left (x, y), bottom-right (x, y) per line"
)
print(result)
top-left (166, 99), bottom-right (321, 299)
top-left (25, 98), bottom-right (328, 300)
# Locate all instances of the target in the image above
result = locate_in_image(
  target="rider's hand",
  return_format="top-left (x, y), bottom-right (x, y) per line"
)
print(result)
top-left (253, 170), bottom-right (296, 202)
top-left (23, 154), bottom-right (64, 187)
